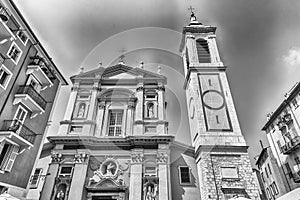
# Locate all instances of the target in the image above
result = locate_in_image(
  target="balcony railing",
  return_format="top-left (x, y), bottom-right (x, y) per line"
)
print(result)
top-left (293, 170), bottom-right (300, 183)
top-left (1, 120), bottom-right (37, 144)
top-left (280, 136), bottom-right (300, 154)
top-left (16, 86), bottom-right (47, 110)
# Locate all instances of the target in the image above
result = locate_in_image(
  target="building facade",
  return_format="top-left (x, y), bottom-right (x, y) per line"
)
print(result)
top-left (33, 13), bottom-right (259, 200)
top-left (255, 147), bottom-right (288, 199)
top-left (0, 0), bottom-right (67, 198)
top-left (261, 82), bottom-right (300, 198)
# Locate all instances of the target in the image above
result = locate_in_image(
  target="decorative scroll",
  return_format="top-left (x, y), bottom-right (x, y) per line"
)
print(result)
top-left (51, 152), bottom-right (62, 163)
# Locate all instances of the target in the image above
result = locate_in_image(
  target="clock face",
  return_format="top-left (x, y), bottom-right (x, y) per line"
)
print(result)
top-left (189, 98), bottom-right (195, 119)
top-left (202, 90), bottom-right (225, 110)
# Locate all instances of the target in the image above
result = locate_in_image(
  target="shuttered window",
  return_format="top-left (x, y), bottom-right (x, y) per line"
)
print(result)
top-left (196, 39), bottom-right (211, 63)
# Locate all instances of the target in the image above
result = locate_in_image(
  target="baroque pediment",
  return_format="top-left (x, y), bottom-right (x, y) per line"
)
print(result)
top-left (71, 64), bottom-right (166, 82)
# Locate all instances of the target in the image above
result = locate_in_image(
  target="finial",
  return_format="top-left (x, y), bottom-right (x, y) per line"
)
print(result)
top-left (98, 61), bottom-right (102, 68)
top-left (188, 6), bottom-right (202, 25)
top-left (140, 61), bottom-right (144, 69)
top-left (79, 66), bottom-right (84, 74)
top-left (118, 48), bottom-right (127, 65)
top-left (157, 65), bottom-right (161, 74)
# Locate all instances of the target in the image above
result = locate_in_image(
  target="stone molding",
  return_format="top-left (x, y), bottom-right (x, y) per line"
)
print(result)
top-left (136, 86), bottom-right (144, 92)
top-left (51, 152), bottom-right (62, 163)
top-left (131, 153), bottom-right (144, 164)
top-left (156, 152), bottom-right (168, 164)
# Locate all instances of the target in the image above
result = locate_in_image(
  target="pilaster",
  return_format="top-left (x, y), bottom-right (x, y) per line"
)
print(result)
top-left (157, 145), bottom-right (170, 200)
top-left (129, 149), bottom-right (144, 200)
top-left (68, 153), bottom-right (89, 200)
top-left (126, 102), bottom-right (135, 136)
top-left (134, 85), bottom-right (144, 135)
top-left (40, 152), bottom-right (62, 200)
top-left (95, 101), bottom-right (105, 137)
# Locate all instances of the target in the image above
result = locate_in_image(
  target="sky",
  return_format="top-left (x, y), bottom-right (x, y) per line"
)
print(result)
top-left (14, 0), bottom-right (300, 167)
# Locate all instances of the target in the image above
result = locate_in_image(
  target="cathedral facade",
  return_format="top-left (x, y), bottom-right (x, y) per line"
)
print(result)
top-left (37, 14), bottom-right (260, 200)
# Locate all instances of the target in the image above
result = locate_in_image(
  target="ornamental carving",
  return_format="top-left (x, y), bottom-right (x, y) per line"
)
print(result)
top-left (88, 156), bottom-right (129, 187)
top-left (128, 102), bottom-right (135, 109)
top-left (74, 153), bottom-right (89, 163)
top-left (99, 102), bottom-right (106, 109)
top-left (157, 86), bottom-right (165, 91)
top-left (136, 86), bottom-right (144, 92)
top-left (131, 153), bottom-right (144, 163)
top-left (51, 152), bottom-right (62, 163)
top-left (71, 86), bottom-right (79, 91)
top-left (156, 152), bottom-right (168, 164)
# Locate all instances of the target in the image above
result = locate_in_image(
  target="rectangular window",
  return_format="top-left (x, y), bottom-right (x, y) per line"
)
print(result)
top-left (261, 172), bottom-right (265, 182)
top-left (26, 75), bottom-right (41, 93)
top-left (272, 182), bottom-right (279, 195)
top-left (179, 166), bottom-right (191, 184)
top-left (59, 166), bottom-right (73, 177)
top-left (16, 31), bottom-right (28, 45)
top-left (69, 125), bottom-right (83, 133)
top-left (295, 157), bottom-right (300, 165)
top-left (0, 65), bottom-right (12, 89)
top-left (7, 42), bottom-right (22, 64)
top-left (30, 168), bottom-right (42, 188)
top-left (285, 163), bottom-right (293, 178)
top-left (0, 143), bottom-right (19, 172)
top-left (292, 99), bottom-right (299, 109)
top-left (268, 163), bottom-right (272, 175)
top-left (265, 167), bottom-right (269, 178)
top-left (145, 126), bottom-right (156, 133)
top-left (107, 110), bottom-right (123, 136)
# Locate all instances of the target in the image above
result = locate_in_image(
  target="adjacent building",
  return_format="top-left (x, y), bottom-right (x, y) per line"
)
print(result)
top-left (0, 0), bottom-right (67, 198)
top-left (30, 12), bottom-right (260, 200)
top-left (261, 82), bottom-right (300, 199)
top-left (255, 145), bottom-right (288, 199)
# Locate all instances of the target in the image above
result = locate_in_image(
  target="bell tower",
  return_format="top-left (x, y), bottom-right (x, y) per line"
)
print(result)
top-left (180, 10), bottom-right (260, 200)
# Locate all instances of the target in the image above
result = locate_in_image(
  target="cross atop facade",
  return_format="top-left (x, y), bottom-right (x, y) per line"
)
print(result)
top-left (118, 48), bottom-right (127, 63)
top-left (188, 6), bottom-right (195, 14)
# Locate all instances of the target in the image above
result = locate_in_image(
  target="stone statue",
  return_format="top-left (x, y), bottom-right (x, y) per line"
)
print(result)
top-left (146, 185), bottom-right (157, 200)
top-left (148, 104), bottom-right (154, 118)
top-left (77, 104), bottom-right (85, 118)
top-left (56, 190), bottom-right (65, 200)
top-left (105, 162), bottom-right (115, 176)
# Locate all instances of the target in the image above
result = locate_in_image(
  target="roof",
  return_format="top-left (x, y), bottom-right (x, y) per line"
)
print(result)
top-left (262, 82), bottom-right (300, 131)
top-left (70, 63), bottom-right (167, 84)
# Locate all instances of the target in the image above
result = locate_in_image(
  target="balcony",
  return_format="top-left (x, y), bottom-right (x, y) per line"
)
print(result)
top-left (13, 86), bottom-right (47, 117)
top-left (0, 4), bottom-right (15, 44)
top-left (280, 136), bottom-right (300, 154)
top-left (0, 120), bottom-right (36, 149)
top-left (293, 170), bottom-right (300, 183)
top-left (26, 57), bottom-right (53, 90)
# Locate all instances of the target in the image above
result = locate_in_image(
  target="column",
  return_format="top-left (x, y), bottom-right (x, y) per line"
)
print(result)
top-left (94, 102), bottom-right (105, 137)
top-left (129, 150), bottom-right (144, 200)
top-left (84, 83), bottom-right (99, 135)
top-left (68, 153), bottom-right (89, 200)
top-left (40, 153), bottom-right (62, 200)
top-left (134, 85), bottom-right (144, 135)
top-left (157, 146), bottom-right (170, 200)
top-left (126, 102), bottom-right (135, 136)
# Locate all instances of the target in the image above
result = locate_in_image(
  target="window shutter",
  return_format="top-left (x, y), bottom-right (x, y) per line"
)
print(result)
top-left (196, 39), bottom-right (211, 63)
top-left (4, 146), bottom-right (19, 172)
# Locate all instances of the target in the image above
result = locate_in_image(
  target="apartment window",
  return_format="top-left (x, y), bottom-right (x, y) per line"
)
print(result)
top-left (295, 157), bottom-right (300, 165)
top-left (292, 98), bottom-right (299, 109)
top-left (179, 166), bottom-right (191, 184)
top-left (272, 182), bottom-right (279, 195)
top-left (0, 65), bottom-right (12, 89)
top-left (265, 167), bottom-right (269, 178)
top-left (268, 163), bottom-right (272, 175)
top-left (30, 168), bottom-right (42, 188)
top-left (285, 163), bottom-right (293, 178)
top-left (7, 42), bottom-right (22, 64)
top-left (26, 75), bottom-right (41, 93)
top-left (0, 142), bottom-right (19, 172)
top-left (107, 110), bottom-right (123, 136)
top-left (266, 188), bottom-right (270, 200)
top-left (16, 31), bottom-right (28, 45)
top-left (277, 140), bottom-right (282, 153)
top-left (261, 172), bottom-right (265, 182)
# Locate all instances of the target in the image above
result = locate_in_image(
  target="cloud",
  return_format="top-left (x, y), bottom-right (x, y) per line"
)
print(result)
top-left (283, 47), bottom-right (300, 66)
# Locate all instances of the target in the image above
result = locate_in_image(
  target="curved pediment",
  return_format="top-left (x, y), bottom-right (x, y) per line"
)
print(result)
top-left (98, 88), bottom-right (136, 101)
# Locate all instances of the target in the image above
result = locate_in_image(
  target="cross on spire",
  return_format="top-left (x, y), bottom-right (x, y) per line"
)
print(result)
top-left (188, 6), bottom-right (195, 14)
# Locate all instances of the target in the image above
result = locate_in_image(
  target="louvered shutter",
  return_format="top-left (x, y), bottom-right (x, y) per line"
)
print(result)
top-left (196, 39), bottom-right (211, 63)
top-left (4, 145), bottom-right (19, 172)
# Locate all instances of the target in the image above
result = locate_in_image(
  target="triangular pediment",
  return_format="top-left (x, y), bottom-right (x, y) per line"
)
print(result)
top-left (70, 64), bottom-right (166, 82)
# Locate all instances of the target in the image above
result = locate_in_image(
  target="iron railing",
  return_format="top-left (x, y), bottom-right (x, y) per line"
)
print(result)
top-left (16, 86), bottom-right (47, 110)
top-left (280, 136), bottom-right (300, 154)
top-left (1, 120), bottom-right (37, 144)
top-left (293, 170), bottom-right (300, 183)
